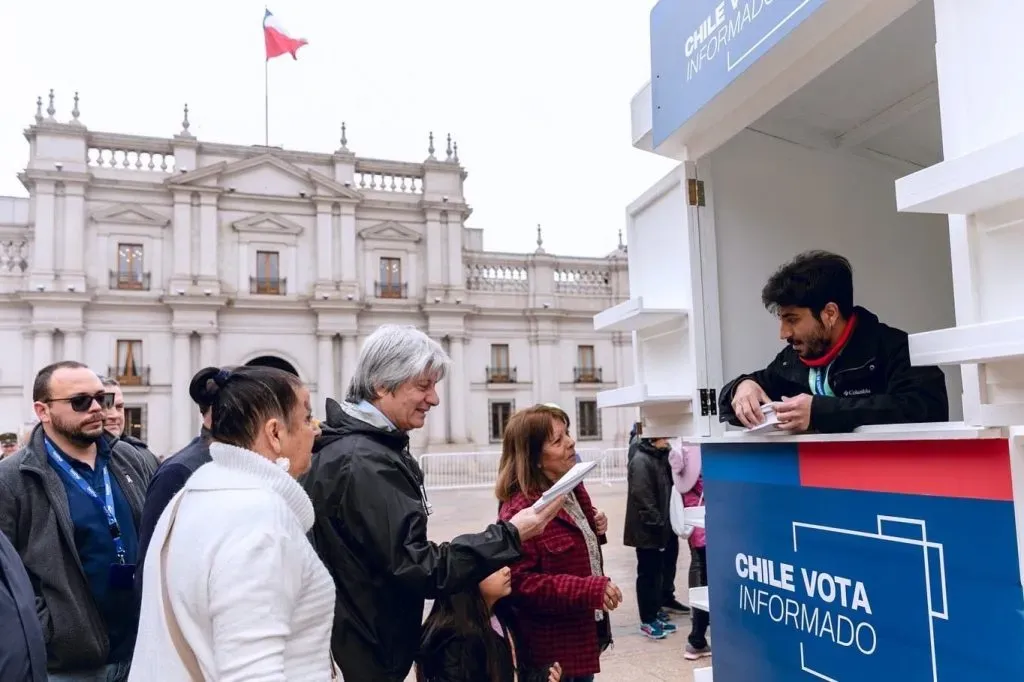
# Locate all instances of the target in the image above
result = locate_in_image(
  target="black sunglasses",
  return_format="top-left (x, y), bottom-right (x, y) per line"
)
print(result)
top-left (46, 392), bottom-right (116, 413)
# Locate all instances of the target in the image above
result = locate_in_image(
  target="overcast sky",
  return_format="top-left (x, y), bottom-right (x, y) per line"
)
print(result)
top-left (0, 1), bottom-right (677, 257)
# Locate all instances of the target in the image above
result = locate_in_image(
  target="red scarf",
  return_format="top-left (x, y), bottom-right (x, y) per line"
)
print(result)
top-left (800, 313), bottom-right (858, 368)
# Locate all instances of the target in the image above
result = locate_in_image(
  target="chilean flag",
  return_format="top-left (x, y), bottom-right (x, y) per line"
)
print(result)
top-left (264, 9), bottom-right (307, 60)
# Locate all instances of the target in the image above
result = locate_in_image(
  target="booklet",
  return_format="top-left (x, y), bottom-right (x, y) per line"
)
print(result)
top-left (532, 459), bottom-right (600, 511)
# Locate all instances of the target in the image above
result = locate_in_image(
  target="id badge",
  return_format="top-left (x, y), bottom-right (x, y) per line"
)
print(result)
top-left (108, 563), bottom-right (136, 590)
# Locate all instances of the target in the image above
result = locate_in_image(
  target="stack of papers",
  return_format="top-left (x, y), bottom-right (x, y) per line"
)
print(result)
top-left (532, 459), bottom-right (600, 510)
top-left (745, 403), bottom-right (782, 434)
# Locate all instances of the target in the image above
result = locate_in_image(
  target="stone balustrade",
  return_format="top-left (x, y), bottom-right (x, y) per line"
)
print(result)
top-left (355, 159), bottom-right (424, 194)
top-left (465, 252), bottom-right (624, 298)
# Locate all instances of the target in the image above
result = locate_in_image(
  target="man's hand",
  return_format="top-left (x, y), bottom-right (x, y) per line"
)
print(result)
top-left (731, 379), bottom-right (770, 428)
top-left (593, 508), bottom-right (608, 535)
top-left (547, 662), bottom-right (562, 682)
top-left (603, 580), bottom-right (623, 611)
top-left (775, 394), bottom-right (813, 433)
top-left (508, 495), bottom-right (566, 543)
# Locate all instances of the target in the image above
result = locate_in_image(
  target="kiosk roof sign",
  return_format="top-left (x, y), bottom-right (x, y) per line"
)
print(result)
top-left (650, 0), bottom-right (827, 149)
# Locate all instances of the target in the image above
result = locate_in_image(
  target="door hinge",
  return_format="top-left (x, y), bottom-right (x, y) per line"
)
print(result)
top-left (687, 179), bottom-right (706, 207)
top-left (698, 388), bottom-right (718, 417)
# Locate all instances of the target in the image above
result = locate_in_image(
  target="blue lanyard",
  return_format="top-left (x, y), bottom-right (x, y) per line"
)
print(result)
top-left (809, 363), bottom-right (834, 397)
top-left (44, 439), bottom-right (127, 565)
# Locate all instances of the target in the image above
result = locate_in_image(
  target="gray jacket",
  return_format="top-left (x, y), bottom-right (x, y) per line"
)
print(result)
top-left (0, 424), bottom-right (157, 672)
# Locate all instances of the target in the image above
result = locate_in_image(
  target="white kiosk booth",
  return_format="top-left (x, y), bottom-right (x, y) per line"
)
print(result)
top-left (599, 1), bottom-right (1024, 680)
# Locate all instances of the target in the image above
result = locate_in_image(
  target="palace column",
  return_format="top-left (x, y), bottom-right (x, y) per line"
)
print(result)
top-left (172, 332), bottom-right (192, 448)
top-left (448, 336), bottom-right (467, 443)
top-left (317, 333), bottom-right (335, 412)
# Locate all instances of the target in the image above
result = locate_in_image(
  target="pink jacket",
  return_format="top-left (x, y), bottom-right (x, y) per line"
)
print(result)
top-left (669, 444), bottom-right (705, 549)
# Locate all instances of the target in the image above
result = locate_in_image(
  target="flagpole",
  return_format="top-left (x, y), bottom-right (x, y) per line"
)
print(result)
top-left (264, 58), bottom-right (269, 147)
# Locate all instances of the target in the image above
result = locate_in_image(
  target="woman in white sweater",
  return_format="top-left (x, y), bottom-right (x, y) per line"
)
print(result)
top-left (131, 365), bottom-right (337, 681)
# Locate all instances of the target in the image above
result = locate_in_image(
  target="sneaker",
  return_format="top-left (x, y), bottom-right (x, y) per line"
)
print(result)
top-left (656, 616), bottom-right (678, 634)
top-left (640, 622), bottom-right (667, 640)
top-left (685, 643), bottom-right (712, 660)
top-left (656, 609), bottom-right (673, 622)
top-left (663, 598), bottom-right (691, 615)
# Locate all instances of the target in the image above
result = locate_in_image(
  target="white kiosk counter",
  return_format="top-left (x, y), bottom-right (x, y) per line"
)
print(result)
top-left (601, 1), bottom-right (1024, 680)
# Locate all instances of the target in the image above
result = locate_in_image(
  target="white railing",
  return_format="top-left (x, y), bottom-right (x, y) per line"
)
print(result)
top-left (417, 447), bottom-right (628, 491)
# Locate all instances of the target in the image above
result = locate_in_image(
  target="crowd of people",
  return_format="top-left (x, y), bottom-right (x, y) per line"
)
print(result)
top-left (0, 324), bottom-right (708, 682)
top-left (0, 250), bottom-right (951, 681)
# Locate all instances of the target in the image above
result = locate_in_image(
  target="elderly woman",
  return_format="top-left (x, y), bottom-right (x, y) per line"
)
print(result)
top-left (495, 404), bottom-right (624, 682)
top-left (304, 324), bottom-right (565, 682)
top-left (131, 365), bottom-right (336, 680)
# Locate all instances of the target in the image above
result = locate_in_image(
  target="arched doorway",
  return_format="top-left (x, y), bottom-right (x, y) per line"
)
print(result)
top-left (245, 355), bottom-right (300, 377)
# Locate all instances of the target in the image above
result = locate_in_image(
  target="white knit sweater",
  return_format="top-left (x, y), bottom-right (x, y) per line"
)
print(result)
top-left (130, 443), bottom-right (337, 681)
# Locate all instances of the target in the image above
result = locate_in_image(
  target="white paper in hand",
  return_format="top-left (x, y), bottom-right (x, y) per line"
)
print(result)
top-left (745, 403), bottom-right (782, 434)
top-left (532, 459), bottom-right (600, 511)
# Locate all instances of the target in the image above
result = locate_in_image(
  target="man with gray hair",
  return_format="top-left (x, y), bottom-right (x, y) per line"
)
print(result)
top-left (304, 324), bottom-right (565, 682)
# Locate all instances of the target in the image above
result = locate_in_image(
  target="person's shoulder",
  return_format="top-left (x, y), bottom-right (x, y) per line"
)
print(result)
top-left (500, 491), bottom-right (532, 518)
top-left (0, 447), bottom-right (30, 485)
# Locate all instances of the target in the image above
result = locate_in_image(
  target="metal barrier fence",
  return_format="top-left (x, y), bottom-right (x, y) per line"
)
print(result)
top-left (417, 447), bottom-right (629, 491)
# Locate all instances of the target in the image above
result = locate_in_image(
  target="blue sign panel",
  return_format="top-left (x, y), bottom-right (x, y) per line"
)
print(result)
top-left (702, 441), bottom-right (1024, 681)
top-left (650, 0), bottom-right (828, 148)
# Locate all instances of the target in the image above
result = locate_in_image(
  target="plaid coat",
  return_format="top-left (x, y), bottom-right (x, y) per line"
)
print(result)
top-left (498, 484), bottom-right (610, 677)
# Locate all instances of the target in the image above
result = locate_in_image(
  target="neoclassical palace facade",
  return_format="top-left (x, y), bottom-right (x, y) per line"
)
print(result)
top-left (0, 93), bottom-right (634, 455)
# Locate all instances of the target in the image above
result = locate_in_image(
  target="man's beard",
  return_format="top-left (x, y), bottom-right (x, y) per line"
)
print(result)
top-left (795, 326), bottom-right (833, 359)
top-left (51, 414), bottom-right (103, 447)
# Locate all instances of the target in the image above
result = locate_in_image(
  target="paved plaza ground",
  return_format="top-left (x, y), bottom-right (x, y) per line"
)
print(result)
top-left (407, 483), bottom-right (711, 681)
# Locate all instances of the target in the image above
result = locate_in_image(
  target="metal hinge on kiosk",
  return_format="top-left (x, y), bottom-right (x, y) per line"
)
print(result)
top-left (687, 179), bottom-right (706, 207)
top-left (699, 388), bottom-right (717, 416)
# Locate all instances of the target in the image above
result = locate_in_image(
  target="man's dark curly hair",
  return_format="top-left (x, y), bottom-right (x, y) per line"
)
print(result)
top-left (761, 250), bottom-right (854, 319)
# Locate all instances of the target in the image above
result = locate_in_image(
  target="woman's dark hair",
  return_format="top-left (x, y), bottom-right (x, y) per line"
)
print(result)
top-left (761, 250), bottom-right (854, 319)
top-left (415, 589), bottom-right (509, 682)
top-left (191, 365), bottom-right (304, 448)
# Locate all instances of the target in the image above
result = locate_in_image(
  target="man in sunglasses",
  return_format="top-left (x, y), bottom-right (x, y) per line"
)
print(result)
top-left (0, 361), bottom-right (157, 681)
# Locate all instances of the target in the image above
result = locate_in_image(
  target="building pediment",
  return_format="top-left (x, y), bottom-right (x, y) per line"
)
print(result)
top-left (359, 220), bottom-right (421, 242)
top-left (166, 153), bottom-right (362, 201)
top-left (89, 203), bottom-right (170, 227)
top-left (231, 212), bottom-right (304, 236)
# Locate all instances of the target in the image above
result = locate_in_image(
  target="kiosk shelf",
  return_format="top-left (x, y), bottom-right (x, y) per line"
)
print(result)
top-left (895, 131), bottom-right (1024, 215)
top-left (909, 317), bottom-right (1024, 366)
top-left (595, 383), bottom-right (692, 409)
top-left (592, 296), bottom-right (687, 333)
top-left (693, 667), bottom-right (713, 682)
top-left (688, 586), bottom-right (709, 613)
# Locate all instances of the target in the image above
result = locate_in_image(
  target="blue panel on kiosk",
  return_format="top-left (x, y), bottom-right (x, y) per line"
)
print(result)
top-left (701, 441), bottom-right (1024, 681)
top-left (650, 0), bottom-right (828, 149)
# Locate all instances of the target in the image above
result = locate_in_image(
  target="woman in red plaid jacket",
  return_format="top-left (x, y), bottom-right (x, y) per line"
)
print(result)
top-left (496, 404), bottom-right (624, 681)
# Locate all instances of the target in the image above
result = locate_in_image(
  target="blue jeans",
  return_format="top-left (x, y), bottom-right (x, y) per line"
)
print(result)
top-left (49, 660), bottom-right (130, 682)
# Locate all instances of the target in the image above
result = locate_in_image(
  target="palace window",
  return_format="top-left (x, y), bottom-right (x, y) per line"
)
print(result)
top-left (114, 243), bottom-right (146, 289)
top-left (489, 400), bottom-right (515, 443)
top-left (487, 344), bottom-right (515, 383)
top-left (377, 257), bottom-right (405, 298)
top-left (252, 250), bottom-right (284, 294)
top-left (574, 345), bottom-right (601, 382)
top-left (577, 399), bottom-right (601, 440)
top-left (115, 340), bottom-right (145, 386)
top-left (124, 406), bottom-right (146, 441)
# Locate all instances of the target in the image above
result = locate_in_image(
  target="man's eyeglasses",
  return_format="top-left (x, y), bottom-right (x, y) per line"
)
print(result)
top-left (45, 392), bottom-right (116, 413)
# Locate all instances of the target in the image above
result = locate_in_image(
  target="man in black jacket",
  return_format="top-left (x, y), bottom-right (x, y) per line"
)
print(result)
top-left (720, 250), bottom-right (949, 433)
top-left (304, 325), bottom-right (565, 682)
top-left (0, 361), bottom-right (157, 679)
top-left (623, 437), bottom-right (677, 639)
top-left (133, 368), bottom-right (217, 600)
